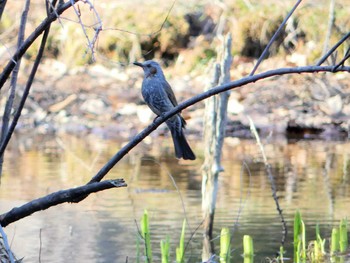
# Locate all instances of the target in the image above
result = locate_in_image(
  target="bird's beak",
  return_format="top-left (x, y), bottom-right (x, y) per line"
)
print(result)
top-left (133, 61), bottom-right (143, 67)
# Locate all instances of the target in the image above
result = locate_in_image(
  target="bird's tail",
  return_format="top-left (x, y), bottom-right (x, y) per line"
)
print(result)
top-left (170, 129), bottom-right (196, 160)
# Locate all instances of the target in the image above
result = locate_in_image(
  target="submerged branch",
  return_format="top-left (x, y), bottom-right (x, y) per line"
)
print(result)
top-left (248, 117), bottom-right (287, 245)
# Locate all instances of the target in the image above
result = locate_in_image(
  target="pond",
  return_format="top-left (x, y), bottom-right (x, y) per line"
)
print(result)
top-left (0, 133), bottom-right (349, 262)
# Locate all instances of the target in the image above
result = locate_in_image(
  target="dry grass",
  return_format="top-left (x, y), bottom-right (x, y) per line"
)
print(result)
top-left (0, 0), bottom-right (349, 70)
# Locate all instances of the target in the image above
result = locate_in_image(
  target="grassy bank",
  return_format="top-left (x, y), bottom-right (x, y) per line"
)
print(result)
top-left (1, 1), bottom-right (349, 71)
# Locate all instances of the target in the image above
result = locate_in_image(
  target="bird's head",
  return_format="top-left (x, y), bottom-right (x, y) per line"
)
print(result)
top-left (133, 60), bottom-right (164, 79)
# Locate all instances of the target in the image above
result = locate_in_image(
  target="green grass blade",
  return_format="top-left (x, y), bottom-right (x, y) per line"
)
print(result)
top-left (339, 219), bottom-right (348, 253)
top-left (161, 235), bottom-right (170, 263)
top-left (331, 227), bottom-right (340, 254)
top-left (294, 210), bottom-right (306, 262)
top-left (243, 235), bottom-right (254, 257)
top-left (176, 219), bottom-right (186, 263)
top-left (279, 246), bottom-right (284, 263)
top-left (220, 227), bottom-right (231, 263)
top-left (301, 219), bottom-right (306, 259)
top-left (141, 210), bottom-right (152, 263)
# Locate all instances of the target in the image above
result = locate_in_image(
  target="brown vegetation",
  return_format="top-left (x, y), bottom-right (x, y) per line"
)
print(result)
top-left (0, 0), bottom-right (349, 139)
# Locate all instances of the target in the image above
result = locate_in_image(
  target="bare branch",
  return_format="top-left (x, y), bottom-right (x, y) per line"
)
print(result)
top-left (0, 25), bottom-right (51, 159)
top-left (46, 0), bottom-right (64, 27)
top-left (0, 0), bottom-right (80, 91)
top-left (316, 31), bottom-right (350, 66)
top-left (0, 179), bottom-right (127, 227)
top-left (250, 0), bottom-right (302, 76)
top-left (333, 47), bottom-right (350, 71)
top-left (0, 0), bottom-right (30, 177)
top-left (322, 0), bottom-right (336, 55)
top-left (69, 0), bottom-right (102, 62)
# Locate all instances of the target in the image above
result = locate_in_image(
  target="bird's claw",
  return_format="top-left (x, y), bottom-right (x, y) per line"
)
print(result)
top-left (153, 113), bottom-right (166, 123)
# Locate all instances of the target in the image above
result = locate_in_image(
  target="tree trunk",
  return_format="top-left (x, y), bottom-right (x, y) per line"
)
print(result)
top-left (202, 34), bottom-right (232, 261)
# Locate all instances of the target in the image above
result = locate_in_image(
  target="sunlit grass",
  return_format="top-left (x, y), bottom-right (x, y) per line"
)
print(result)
top-left (136, 211), bottom-right (349, 262)
top-left (220, 227), bottom-right (231, 263)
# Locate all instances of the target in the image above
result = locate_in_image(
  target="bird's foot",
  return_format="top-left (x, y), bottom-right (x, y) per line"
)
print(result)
top-left (153, 113), bottom-right (167, 123)
top-left (153, 115), bottom-right (161, 123)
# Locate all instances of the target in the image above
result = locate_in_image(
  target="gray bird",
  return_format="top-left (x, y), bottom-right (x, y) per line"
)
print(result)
top-left (134, 60), bottom-right (196, 160)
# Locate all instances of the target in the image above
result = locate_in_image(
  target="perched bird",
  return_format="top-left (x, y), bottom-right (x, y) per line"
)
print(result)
top-left (134, 60), bottom-right (196, 160)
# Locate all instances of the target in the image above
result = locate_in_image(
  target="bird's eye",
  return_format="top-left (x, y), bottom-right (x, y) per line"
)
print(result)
top-left (146, 64), bottom-right (151, 68)
top-left (150, 67), bottom-right (157, 74)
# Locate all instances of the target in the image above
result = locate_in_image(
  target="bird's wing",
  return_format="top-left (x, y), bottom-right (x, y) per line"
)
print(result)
top-left (163, 80), bottom-right (179, 107)
top-left (163, 80), bottom-right (187, 127)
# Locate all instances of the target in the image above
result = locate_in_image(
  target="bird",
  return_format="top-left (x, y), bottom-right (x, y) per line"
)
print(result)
top-left (134, 60), bottom-right (196, 160)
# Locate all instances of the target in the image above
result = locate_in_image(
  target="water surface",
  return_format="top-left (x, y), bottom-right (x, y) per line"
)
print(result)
top-left (1, 134), bottom-right (349, 262)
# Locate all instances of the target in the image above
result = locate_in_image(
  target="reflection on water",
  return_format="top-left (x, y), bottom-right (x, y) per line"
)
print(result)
top-left (0, 134), bottom-right (350, 262)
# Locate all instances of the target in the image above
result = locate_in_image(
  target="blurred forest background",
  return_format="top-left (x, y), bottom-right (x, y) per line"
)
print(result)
top-left (0, 0), bottom-right (349, 139)
top-left (2, 0), bottom-right (349, 67)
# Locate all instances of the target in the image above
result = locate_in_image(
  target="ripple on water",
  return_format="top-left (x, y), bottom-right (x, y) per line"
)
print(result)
top-left (1, 137), bottom-right (350, 262)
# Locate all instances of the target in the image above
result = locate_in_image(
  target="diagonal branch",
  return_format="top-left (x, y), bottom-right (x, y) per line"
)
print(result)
top-left (84, 65), bottom-right (350, 187)
top-left (250, 0), bottom-right (303, 76)
top-left (69, 0), bottom-right (102, 62)
top-left (316, 31), bottom-right (350, 66)
top-left (0, 18), bottom-right (52, 159)
top-left (0, 179), bottom-right (127, 227)
top-left (0, 0), bottom-right (31, 177)
top-left (332, 47), bottom-right (350, 71)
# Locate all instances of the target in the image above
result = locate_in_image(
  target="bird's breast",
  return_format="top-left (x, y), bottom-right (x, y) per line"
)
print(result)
top-left (141, 79), bottom-right (174, 115)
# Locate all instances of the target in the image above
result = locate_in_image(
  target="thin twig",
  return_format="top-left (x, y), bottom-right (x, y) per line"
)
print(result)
top-left (69, 0), bottom-right (102, 62)
top-left (0, 40), bottom-right (17, 65)
top-left (322, 0), bottom-right (336, 56)
top-left (234, 162), bottom-right (252, 225)
top-left (248, 116), bottom-right (287, 245)
top-left (39, 228), bottom-right (42, 263)
top-left (316, 31), bottom-right (350, 66)
top-left (46, 0), bottom-right (64, 27)
top-left (250, 0), bottom-right (302, 76)
top-left (55, 137), bottom-right (101, 172)
top-left (0, 0), bottom-right (30, 177)
top-left (57, 0), bottom-right (174, 62)
top-left (102, 0), bottom-right (176, 37)
top-left (332, 47), bottom-right (350, 71)
top-left (0, 23), bottom-right (51, 158)
top-left (0, 0), bottom-right (79, 91)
